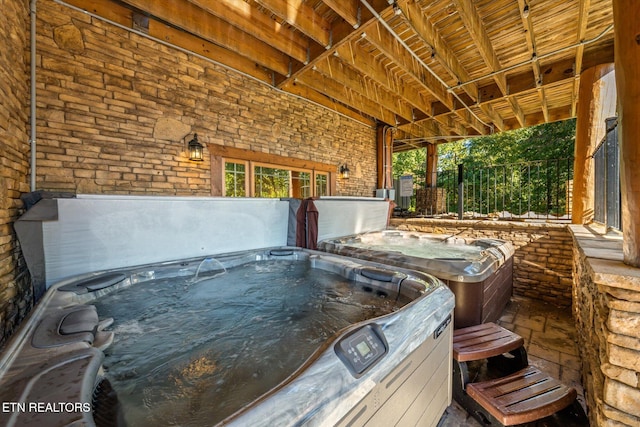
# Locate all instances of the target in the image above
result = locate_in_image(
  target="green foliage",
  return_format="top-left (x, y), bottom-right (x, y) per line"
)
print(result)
top-left (392, 148), bottom-right (426, 184)
top-left (437, 119), bottom-right (576, 171)
top-left (392, 119), bottom-right (577, 217)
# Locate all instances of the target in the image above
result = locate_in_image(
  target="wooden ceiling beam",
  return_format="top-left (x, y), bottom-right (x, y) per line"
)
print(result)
top-left (397, 0), bottom-right (479, 102)
top-left (433, 114), bottom-right (469, 137)
top-left (451, 0), bottom-right (507, 94)
top-left (364, 21), bottom-right (454, 111)
top-left (277, 0), bottom-right (391, 87)
top-left (502, 106), bottom-right (572, 130)
top-left (479, 104), bottom-right (504, 132)
top-left (516, 0), bottom-right (549, 122)
top-left (64, 0), bottom-right (276, 83)
top-left (285, 81), bottom-right (375, 126)
top-left (189, 0), bottom-right (309, 64)
top-left (314, 55), bottom-right (415, 121)
top-left (322, 0), bottom-right (361, 29)
top-left (294, 69), bottom-right (399, 125)
top-left (572, 0), bottom-right (592, 116)
top-left (253, 0), bottom-right (331, 48)
top-left (452, 0), bottom-right (526, 127)
top-left (117, 0), bottom-right (292, 76)
top-left (334, 41), bottom-right (432, 118)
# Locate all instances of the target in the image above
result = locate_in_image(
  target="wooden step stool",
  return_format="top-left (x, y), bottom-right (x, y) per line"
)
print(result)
top-left (452, 323), bottom-right (584, 426)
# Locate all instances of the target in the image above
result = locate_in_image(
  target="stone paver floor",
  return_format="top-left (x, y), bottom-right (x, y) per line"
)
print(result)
top-left (438, 295), bottom-right (586, 426)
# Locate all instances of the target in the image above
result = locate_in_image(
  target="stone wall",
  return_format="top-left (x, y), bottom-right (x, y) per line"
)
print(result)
top-left (33, 0), bottom-right (377, 197)
top-left (0, 0), bottom-right (33, 347)
top-left (390, 218), bottom-right (574, 306)
top-left (415, 188), bottom-right (447, 215)
top-left (571, 225), bottom-right (640, 427)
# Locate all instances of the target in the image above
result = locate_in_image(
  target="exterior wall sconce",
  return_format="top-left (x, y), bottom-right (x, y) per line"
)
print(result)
top-left (340, 164), bottom-right (350, 179)
top-left (186, 133), bottom-right (204, 161)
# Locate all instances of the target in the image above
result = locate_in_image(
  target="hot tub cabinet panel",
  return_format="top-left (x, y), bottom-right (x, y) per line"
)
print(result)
top-left (0, 248), bottom-right (454, 427)
top-left (318, 231), bottom-right (515, 329)
top-left (445, 257), bottom-right (514, 328)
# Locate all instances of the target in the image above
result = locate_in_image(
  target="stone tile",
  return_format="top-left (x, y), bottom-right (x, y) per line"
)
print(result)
top-left (514, 314), bottom-right (546, 332)
top-left (513, 325), bottom-right (532, 344)
top-left (560, 366), bottom-right (583, 386)
top-left (560, 352), bottom-right (582, 371)
top-left (499, 311), bottom-right (516, 323)
top-left (528, 354), bottom-right (561, 377)
top-left (438, 400), bottom-right (481, 427)
top-left (528, 341), bottom-right (561, 364)
top-left (531, 329), bottom-right (579, 357)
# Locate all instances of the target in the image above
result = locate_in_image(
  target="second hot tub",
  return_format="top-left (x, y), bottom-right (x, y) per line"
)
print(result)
top-left (318, 230), bottom-right (514, 329)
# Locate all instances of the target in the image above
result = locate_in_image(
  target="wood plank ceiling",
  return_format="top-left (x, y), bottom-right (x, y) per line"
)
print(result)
top-left (63, 0), bottom-right (614, 151)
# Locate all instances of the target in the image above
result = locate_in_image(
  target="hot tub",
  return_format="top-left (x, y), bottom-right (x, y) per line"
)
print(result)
top-left (0, 248), bottom-right (454, 427)
top-left (318, 230), bottom-right (514, 329)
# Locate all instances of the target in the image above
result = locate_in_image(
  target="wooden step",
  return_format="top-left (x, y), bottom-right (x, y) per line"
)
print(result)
top-left (465, 365), bottom-right (577, 426)
top-left (453, 322), bottom-right (524, 362)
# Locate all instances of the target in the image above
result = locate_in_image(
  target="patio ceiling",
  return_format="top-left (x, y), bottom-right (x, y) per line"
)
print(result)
top-left (63, 0), bottom-right (614, 151)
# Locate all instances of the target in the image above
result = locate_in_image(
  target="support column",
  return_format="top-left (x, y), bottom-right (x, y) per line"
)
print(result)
top-left (572, 64), bottom-right (616, 224)
top-left (614, 0), bottom-right (640, 267)
top-left (425, 143), bottom-right (438, 188)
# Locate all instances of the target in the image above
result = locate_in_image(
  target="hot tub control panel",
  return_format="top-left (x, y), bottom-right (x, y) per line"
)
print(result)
top-left (335, 323), bottom-right (388, 378)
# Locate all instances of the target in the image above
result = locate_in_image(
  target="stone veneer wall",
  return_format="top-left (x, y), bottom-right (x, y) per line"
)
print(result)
top-left (0, 0), bottom-right (379, 345)
top-left (33, 0), bottom-right (377, 197)
top-left (570, 225), bottom-right (640, 427)
top-left (390, 218), bottom-right (574, 306)
top-left (0, 0), bottom-right (33, 347)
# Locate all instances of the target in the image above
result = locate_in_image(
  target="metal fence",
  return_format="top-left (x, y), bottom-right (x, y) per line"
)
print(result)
top-left (593, 117), bottom-right (620, 230)
top-left (436, 158), bottom-right (574, 220)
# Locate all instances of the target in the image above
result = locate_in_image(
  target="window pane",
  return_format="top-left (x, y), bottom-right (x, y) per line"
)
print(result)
top-left (316, 173), bottom-right (328, 196)
top-left (292, 171), bottom-right (311, 198)
top-left (225, 162), bottom-right (246, 197)
top-left (255, 166), bottom-right (290, 198)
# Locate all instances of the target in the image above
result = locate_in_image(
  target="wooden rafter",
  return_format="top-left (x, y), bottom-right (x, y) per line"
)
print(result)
top-left (451, 0), bottom-right (526, 127)
top-left (295, 69), bottom-right (398, 125)
top-left (334, 40), bottom-right (431, 118)
top-left (364, 21), bottom-right (454, 111)
top-left (516, 0), bottom-right (549, 122)
top-left (322, 0), bottom-right (360, 28)
top-left (119, 0), bottom-right (293, 76)
top-left (397, 0), bottom-right (479, 102)
top-left (572, 0), bottom-right (592, 116)
top-left (314, 55), bottom-right (414, 121)
top-left (253, 0), bottom-right (331, 47)
top-left (61, 0), bottom-right (616, 146)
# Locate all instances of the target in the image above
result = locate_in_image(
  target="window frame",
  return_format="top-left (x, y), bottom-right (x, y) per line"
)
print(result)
top-left (213, 145), bottom-right (337, 198)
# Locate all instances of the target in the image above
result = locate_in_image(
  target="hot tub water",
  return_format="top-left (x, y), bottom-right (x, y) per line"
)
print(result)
top-left (344, 233), bottom-right (485, 260)
top-left (95, 259), bottom-right (408, 426)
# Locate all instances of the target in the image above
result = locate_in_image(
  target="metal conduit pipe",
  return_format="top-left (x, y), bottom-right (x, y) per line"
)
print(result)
top-left (358, 0), bottom-right (493, 132)
top-left (54, 0), bottom-right (375, 129)
top-left (30, 0), bottom-right (37, 191)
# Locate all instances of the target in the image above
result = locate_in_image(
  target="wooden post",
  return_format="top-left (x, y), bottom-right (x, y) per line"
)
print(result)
top-left (572, 64), bottom-right (616, 224)
top-left (426, 143), bottom-right (438, 188)
top-left (614, 0), bottom-right (640, 267)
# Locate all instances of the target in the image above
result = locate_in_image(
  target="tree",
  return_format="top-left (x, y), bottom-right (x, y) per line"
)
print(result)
top-left (392, 148), bottom-right (426, 186)
top-left (393, 119), bottom-right (577, 216)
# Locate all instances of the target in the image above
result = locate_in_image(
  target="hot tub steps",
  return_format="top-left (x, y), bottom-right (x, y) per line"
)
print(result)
top-left (452, 322), bottom-right (587, 426)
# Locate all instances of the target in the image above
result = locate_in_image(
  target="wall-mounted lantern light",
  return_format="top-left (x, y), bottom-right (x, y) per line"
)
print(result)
top-left (340, 164), bottom-right (350, 179)
top-left (186, 133), bottom-right (204, 161)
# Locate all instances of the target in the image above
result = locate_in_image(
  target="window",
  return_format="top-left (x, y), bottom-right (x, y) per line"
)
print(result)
top-left (316, 173), bottom-right (328, 197)
top-left (213, 144), bottom-right (335, 198)
top-left (225, 161), bottom-right (246, 197)
top-left (254, 165), bottom-right (290, 198)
